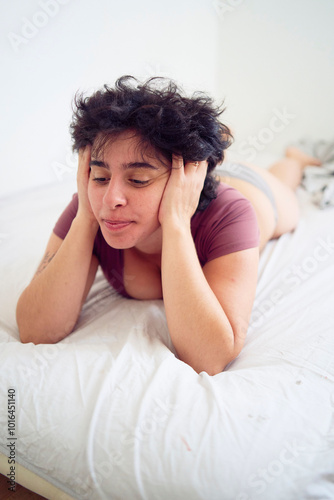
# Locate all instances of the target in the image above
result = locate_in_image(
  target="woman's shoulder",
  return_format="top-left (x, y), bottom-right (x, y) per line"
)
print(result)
top-left (193, 182), bottom-right (255, 226)
top-left (191, 182), bottom-right (259, 264)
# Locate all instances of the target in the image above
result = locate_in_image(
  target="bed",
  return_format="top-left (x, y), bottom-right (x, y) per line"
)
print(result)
top-left (0, 164), bottom-right (334, 499)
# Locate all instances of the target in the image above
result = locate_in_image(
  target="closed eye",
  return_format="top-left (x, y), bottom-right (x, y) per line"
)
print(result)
top-left (91, 177), bottom-right (151, 186)
top-left (92, 177), bottom-right (109, 184)
top-left (129, 179), bottom-right (150, 186)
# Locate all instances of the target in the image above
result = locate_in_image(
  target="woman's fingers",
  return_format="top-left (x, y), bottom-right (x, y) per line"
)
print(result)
top-left (184, 159), bottom-right (208, 172)
top-left (159, 155), bottom-right (208, 225)
top-left (171, 153), bottom-right (183, 173)
top-left (78, 145), bottom-right (92, 174)
top-left (76, 145), bottom-right (97, 224)
top-left (172, 155), bottom-right (208, 175)
top-left (77, 146), bottom-right (92, 193)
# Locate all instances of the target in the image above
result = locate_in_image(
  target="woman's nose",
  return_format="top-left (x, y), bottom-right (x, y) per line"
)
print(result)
top-left (103, 179), bottom-right (127, 209)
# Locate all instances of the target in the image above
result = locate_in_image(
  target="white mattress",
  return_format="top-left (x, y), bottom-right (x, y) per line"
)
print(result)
top-left (0, 178), bottom-right (333, 499)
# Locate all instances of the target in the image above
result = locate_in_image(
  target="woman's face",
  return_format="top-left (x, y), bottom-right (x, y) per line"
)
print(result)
top-left (88, 131), bottom-right (170, 252)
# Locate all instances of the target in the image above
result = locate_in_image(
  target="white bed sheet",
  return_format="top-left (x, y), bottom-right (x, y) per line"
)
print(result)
top-left (0, 178), bottom-right (333, 499)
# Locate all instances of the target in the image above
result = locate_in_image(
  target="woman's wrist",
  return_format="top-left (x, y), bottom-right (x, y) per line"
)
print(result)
top-left (161, 217), bottom-right (193, 256)
top-left (160, 212), bottom-right (192, 234)
top-left (73, 212), bottom-right (100, 236)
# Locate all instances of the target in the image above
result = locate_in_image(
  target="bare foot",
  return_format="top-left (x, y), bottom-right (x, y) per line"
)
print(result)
top-left (285, 146), bottom-right (322, 168)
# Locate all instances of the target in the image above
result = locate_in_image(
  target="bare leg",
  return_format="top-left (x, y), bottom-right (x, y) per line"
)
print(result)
top-left (268, 146), bottom-right (322, 191)
top-left (263, 146), bottom-right (322, 240)
top-left (219, 147), bottom-right (322, 250)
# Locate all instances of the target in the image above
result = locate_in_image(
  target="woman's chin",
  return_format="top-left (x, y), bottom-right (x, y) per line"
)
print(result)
top-left (100, 225), bottom-right (137, 250)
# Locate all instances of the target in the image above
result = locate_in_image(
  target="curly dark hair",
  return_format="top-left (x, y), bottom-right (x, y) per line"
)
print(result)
top-left (70, 75), bottom-right (233, 211)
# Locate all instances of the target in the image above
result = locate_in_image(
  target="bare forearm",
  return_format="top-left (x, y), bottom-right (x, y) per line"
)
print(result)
top-left (16, 217), bottom-right (98, 344)
top-left (161, 223), bottom-right (234, 375)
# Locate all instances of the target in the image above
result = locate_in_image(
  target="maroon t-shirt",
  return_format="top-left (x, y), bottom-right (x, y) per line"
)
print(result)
top-left (53, 183), bottom-right (259, 297)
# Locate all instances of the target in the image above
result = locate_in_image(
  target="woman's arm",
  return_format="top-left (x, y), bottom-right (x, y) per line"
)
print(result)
top-left (16, 147), bottom-right (100, 344)
top-left (159, 156), bottom-right (259, 375)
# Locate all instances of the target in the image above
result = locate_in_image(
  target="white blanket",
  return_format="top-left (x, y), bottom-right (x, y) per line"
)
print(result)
top-left (0, 180), bottom-right (333, 499)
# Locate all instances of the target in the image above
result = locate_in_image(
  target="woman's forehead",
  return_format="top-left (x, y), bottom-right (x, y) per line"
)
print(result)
top-left (92, 130), bottom-right (139, 155)
top-left (92, 130), bottom-right (171, 168)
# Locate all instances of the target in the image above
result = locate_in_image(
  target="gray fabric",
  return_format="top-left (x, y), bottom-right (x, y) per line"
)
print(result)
top-left (292, 139), bottom-right (334, 209)
top-left (216, 162), bottom-right (278, 222)
top-left (302, 165), bottom-right (334, 209)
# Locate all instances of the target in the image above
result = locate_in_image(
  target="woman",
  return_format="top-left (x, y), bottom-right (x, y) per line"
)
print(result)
top-left (16, 76), bottom-right (321, 375)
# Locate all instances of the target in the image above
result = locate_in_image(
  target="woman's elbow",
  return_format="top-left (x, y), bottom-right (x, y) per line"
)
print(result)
top-left (18, 327), bottom-right (59, 345)
top-left (17, 320), bottom-right (74, 345)
top-left (204, 354), bottom-right (236, 376)
top-left (194, 339), bottom-right (242, 375)
top-left (185, 350), bottom-right (236, 376)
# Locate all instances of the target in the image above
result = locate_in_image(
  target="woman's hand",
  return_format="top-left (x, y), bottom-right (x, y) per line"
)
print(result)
top-left (158, 155), bottom-right (208, 227)
top-left (76, 146), bottom-right (99, 228)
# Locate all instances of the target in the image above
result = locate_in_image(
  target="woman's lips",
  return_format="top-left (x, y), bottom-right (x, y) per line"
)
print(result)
top-left (103, 219), bottom-right (133, 231)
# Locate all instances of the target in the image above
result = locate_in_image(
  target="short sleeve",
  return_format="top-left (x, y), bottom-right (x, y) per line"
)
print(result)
top-left (53, 194), bottom-right (78, 239)
top-left (191, 184), bottom-right (260, 265)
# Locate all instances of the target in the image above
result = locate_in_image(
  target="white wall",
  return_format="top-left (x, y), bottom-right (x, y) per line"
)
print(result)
top-left (1, 0), bottom-right (334, 197)
top-left (1, 0), bottom-right (219, 197)
top-left (216, 0), bottom-right (334, 164)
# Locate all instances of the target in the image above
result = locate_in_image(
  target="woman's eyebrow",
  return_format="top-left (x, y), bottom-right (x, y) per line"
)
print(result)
top-left (123, 162), bottom-right (159, 171)
top-left (89, 160), bottom-right (159, 171)
top-left (89, 160), bottom-right (108, 169)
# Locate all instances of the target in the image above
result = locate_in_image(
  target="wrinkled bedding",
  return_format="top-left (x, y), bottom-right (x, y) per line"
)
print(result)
top-left (0, 178), bottom-right (333, 499)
